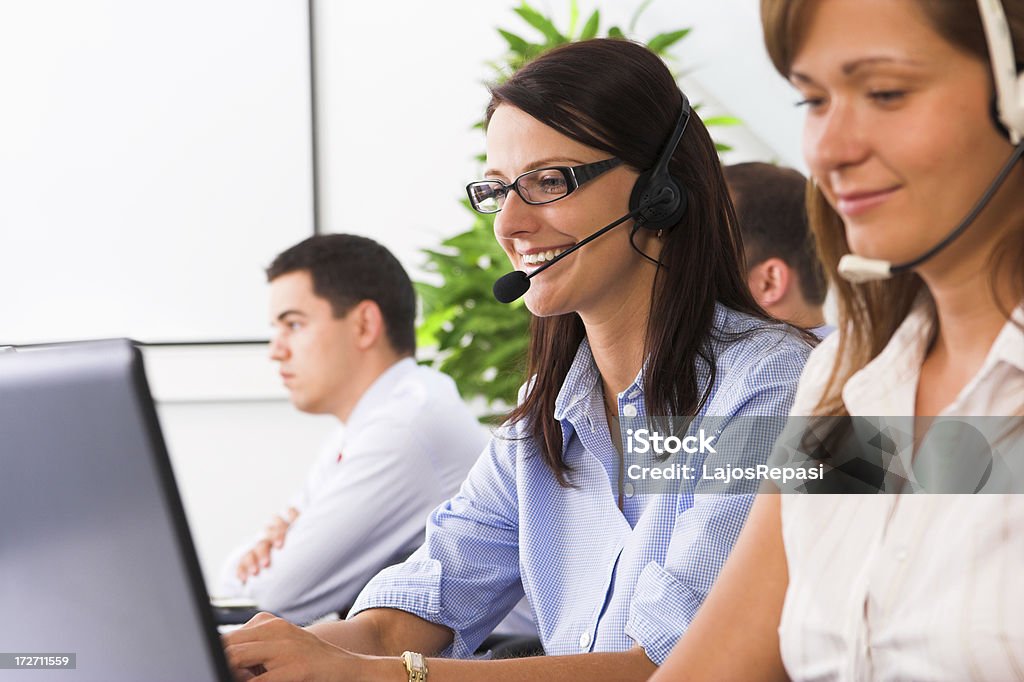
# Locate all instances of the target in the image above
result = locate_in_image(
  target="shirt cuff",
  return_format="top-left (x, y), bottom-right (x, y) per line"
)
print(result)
top-left (348, 559), bottom-right (474, 659)
top-left (625, 562), bottom-right (703, 666)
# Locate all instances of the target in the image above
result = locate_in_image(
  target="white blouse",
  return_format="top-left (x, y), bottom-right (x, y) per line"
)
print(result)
top-left (778, 302), bottom-right (1024, 681)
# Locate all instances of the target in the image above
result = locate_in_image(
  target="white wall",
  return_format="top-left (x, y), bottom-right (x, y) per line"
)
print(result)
top-left (0, 0), bottom-right (315, 345)
top-left (11, 0), bottom-right (812, 588)
top-left (311, 0), bottom-right (507, 277)
top-left (641, 0), bottom-right (806, 170)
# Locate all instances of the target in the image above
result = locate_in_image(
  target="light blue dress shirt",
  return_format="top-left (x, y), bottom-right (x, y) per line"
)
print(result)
top-left (350, 304), bottom-right (809, 664)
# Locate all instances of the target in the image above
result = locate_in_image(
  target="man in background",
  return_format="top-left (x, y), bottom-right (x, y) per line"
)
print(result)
top-left (216, 234), bottom-right (511, 628)
top-left (724, 162), bottom-right (835, 338)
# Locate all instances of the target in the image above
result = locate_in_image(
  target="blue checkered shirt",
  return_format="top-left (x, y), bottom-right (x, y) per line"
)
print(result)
top-left (350, 304), bottom-right (809, 664)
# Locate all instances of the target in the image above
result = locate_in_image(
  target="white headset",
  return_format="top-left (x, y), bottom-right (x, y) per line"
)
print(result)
top-left (979, 0), bottom-right (1024, 144)
top-left (837, 0), bottom-right (1024, 283)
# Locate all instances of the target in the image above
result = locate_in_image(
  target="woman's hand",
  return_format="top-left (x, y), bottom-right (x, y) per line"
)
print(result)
top-left (222, 612), bottom-right (393, 682)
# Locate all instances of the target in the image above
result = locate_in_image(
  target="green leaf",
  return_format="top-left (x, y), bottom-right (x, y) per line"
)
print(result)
top-left (647, 28), bottom-right (691, 54)
top-left (607, 25), bottom-right (625, 39)
top-left (416, 303), bottom-right (460, 347)
top-left (568, 0), bottom-right (579, 38)
top-left (515, 3), bottom-right (566, 44)
top-left (628, 0), bottom-right (655, 33)
top-left (703, 115), bottom-right (742, 127)
top-left (579, 10), bottom-right (600, 40)
top-left (498, 29), bottom-right (531, 56)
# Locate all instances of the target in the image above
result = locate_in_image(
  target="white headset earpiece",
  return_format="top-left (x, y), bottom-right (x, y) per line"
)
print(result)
top-left (977, 0), bottom-right (1024, 144)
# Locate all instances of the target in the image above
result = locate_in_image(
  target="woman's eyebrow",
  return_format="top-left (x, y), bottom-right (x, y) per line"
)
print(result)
top-left (791, 55), bottom-right (927, 84)
top-left (484, 156), bottom-right (587, 177)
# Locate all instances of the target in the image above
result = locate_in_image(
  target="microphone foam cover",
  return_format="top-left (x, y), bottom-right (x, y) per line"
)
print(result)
top-left (493, 270), bottom-right (531, 303)
top-left (837, 254), bottom-right (893, 283)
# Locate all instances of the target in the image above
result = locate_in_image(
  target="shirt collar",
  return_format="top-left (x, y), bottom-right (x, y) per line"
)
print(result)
top-left (345, 357), bottom-right (418, 430)
top-left (552, 302), bottom-right (738, 422)
top-left (553, 338), bottom-right (601, 423)
top-left (842, 299), bottom-right (932, 416)
top-left (552, 338), bottom-right (649, 422)
top-left (842, 298), bottom-right (1024, 416)
top-left (989, 304), bottom-right (1024, 374)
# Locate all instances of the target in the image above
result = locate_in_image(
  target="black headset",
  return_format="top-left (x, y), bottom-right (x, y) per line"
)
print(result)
top-left (628, 93), bottom-right (692, 233)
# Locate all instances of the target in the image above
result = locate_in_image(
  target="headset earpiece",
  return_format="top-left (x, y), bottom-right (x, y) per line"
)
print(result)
top-left (990, 95), bottom-right (1013, 140)
top-left (977, 0), bottom-right (1024, 144)
top-left (629, 168), bottom-right (687, 232)
top-left (628, 94), bottom-right (692, 233)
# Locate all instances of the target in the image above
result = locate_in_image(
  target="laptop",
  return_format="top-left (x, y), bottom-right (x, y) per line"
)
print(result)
top-left (0, 339), bottom-right (232, 681)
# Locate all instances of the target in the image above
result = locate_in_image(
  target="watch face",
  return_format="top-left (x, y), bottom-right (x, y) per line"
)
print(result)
top-left (402, 651), bottom-right (427, 679)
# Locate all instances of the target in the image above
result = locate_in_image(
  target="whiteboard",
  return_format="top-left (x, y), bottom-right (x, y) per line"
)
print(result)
top-left (0, 0), bottom-right (314, 344)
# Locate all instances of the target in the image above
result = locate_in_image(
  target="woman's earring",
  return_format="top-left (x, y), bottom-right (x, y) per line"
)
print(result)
top-left (657, 229), bottom-right (664, 239)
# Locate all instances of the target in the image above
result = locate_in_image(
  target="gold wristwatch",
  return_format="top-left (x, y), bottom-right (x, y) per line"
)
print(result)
top-left (401, 651), bottom-right (428, 682)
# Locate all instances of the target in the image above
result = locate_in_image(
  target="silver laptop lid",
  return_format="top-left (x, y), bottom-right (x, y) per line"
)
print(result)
top-left (0, 339), bottom-right (230, 681)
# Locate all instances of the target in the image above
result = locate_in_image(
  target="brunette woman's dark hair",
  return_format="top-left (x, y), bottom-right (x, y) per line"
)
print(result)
top-left (488, 38), bottom-right (780, 485)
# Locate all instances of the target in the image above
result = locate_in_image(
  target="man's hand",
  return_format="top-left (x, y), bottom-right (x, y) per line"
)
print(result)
top-left (236, 507), bottom-right (300, 584)
top-left (223, 612), bottom-right (380, 682)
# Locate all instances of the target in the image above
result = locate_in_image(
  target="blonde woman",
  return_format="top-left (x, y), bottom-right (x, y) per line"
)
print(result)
top-left (652, 0), bottom-right (1024, 679)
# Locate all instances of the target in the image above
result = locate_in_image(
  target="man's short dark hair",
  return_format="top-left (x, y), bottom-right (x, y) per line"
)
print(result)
top-left (266, 234), bottom-right (416, 355)
top-left (724, 162), bottom-right (828, 306)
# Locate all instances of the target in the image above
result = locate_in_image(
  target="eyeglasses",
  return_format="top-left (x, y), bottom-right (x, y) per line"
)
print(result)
top-left (466, 158), bottom-right (623, 214)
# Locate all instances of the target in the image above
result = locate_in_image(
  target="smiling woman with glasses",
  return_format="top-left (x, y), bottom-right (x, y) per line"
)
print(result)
top-left (223, 38), bottom-right (811, 682)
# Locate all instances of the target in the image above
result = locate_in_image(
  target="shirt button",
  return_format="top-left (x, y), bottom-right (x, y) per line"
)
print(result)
top-left (624, 483), bottom-right (635, 498)
top-left (579, 631), bottom-right (592, 650)
top-left (895, 547), bottom-right (908, 562)
top-left (622, 404), bottom-right (638, 417)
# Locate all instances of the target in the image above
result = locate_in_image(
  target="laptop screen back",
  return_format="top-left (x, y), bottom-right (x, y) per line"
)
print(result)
top-left (0, 339), bottom-right (230, 681)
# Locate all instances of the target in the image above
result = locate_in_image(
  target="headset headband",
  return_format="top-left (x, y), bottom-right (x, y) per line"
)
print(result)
top-left (977, 0), bottom-right (1024, 144)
